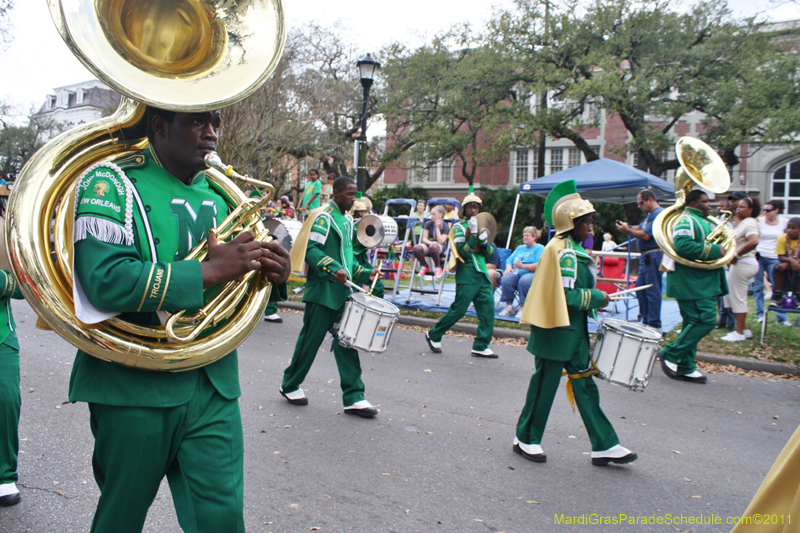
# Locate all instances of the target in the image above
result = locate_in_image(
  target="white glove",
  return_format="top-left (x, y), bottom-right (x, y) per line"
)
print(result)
top-left (478, 229), bottom-right (490, 244)
top-left (468, 216), bottom-right (478, 234)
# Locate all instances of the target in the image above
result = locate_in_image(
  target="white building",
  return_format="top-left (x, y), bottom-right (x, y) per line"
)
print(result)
top-left (35, 80), bottom-right (120, 139)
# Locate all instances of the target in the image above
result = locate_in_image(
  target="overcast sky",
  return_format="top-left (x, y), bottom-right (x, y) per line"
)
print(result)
top-left (0, 0), bottom-right (797, 116)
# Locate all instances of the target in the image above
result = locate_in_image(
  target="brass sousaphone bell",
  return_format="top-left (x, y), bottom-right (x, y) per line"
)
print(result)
top-left (6, 0), bottom-right (286, 371)
top-left (652, 137), bottom-right (736, 269)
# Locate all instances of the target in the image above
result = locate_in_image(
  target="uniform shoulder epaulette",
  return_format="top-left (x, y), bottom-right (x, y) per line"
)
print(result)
top-left (113, 152), bottom-right (146, 170)
top-left (558, 248), bottom-right (578, 288)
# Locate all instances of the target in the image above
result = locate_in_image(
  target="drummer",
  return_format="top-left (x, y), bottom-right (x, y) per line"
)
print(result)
top-left (283, 178), bottom-right (381, 418)
top-left (351, 193), bottom-right (385, 299)
top-left (515, 179), bottom-right (638, 466)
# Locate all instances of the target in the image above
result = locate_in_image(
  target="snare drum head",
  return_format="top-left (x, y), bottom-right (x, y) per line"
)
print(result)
top-left (599, 319), bottom-right (662, 340)
top-left (350, 292), bottom-right (400, 314)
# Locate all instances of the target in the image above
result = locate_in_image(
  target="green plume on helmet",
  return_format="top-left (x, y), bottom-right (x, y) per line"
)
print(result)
top-left (544, 180), bottom-right (578, 227)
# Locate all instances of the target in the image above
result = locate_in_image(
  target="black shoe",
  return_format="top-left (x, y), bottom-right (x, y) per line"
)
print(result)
top-left (280, 389), bottom-right (308, 406)
top-left (0, 492), bottom-right (20, 507)
top-left (592, 451), bottom-right (638, 466)
top-left (660, 358), bottom-right (679, 380)
top-left (264, 314), bottom-right (283, 323)
top-left (471, 348), bottom-right (498, 358)
top-left (513, 443), bottom-right (547, 463)
top-left (425, 331), bottom-right (442, 354)
top-left (715, 322), bottom-right (725, 329)
top-left (344, 406), bottom-right (378, 418)
top-left (677, 372), bottom-right (707, 384)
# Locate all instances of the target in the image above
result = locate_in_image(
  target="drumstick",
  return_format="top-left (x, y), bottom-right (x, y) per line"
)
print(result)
top-left (345, 280), bottom-right (368, 294)
top-left (369, 264), bottom-right (382, 295)
top-left (608, 295), bottom-right (636, 301)
top-left (612, 284), bottom-right (652, 297)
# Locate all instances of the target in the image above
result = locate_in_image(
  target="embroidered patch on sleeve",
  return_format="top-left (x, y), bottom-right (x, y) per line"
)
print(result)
top-left (452, 223), bottom-right (466, 243)
top-left (558, 249), bottom-right (578, 288)
top-left (73, 162), bottom-right (134, 246)
top-left (310, 213), bottom-right (331, 244)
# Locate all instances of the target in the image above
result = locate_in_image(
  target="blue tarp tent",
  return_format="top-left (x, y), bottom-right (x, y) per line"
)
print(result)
top-left (517, 158), bottom-right (674, 203)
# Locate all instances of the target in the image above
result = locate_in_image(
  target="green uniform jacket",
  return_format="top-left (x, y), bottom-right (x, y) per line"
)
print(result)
top-left (528, 236), bottom-right (605, 362)
top-left (452, 220), bottom-right (495, 285)
top-left (303, 201), bottom-right (372, 311)
top-left (69, 147), bottom-right (245, 407)
top-left (0, 270), bottom-right (24, 344)
top-left (666, 206), bottom-right (728, 300)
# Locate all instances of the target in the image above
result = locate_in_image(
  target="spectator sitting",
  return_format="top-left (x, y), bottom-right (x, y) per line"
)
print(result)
top-left (601, 232), bottom-right (616, 251)
top-left (772, 217), bottom-right (800, 309)
top-left (413, 200), bottom-right (427, 242)
top-left (444, 203), bottom-right (457, 220)
top-left (279, 196), bottom-right (295, 219)
top-left (499, 227), bottom-right (545, 318)
top-left (413, 205), bottom-right (449, 279)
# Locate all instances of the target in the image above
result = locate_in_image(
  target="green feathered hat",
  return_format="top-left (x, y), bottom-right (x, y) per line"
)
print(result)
top-left (544, 179), bottom-right (594, 235)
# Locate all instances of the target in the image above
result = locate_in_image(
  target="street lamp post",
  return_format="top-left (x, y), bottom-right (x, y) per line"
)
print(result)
top-left (355, 53), bottom-right (380, 193)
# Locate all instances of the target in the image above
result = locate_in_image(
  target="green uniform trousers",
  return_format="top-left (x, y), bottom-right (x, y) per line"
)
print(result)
top-left (264, 299), bottom-right (278, 317)
top-left (88, 371), bottom-right (244, 533)
top-left (660, 297), bottom-right (717, 375)
top-left (428, 281), bottom-right (494, 351)
top-left (281, 301), bottom-right (365, 406)
top-left (0, 334), bottom-right (20, 485)
top-left (516, 336), bottom-right (619, 452)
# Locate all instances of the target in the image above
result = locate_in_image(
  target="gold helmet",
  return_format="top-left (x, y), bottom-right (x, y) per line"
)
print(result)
top-left (459, 185), bottom-right (482, 218)
top-left (545, 180), bottom-right (595, 235)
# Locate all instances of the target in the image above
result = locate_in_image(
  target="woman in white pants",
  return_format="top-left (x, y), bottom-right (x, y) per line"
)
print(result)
top-left (721, 196), bottom-right (761, 342)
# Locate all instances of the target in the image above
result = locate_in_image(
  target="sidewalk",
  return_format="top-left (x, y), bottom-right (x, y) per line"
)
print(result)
top-left (279, 301), bottom-right (800, 377)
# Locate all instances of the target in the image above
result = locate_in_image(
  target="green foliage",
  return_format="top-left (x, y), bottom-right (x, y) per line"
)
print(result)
top-left (376, 27), bottom-right (517, 186)
top-left (370, 182), bottom-right (429, 215)
top-left (591, 201), bottom-right (631, 248)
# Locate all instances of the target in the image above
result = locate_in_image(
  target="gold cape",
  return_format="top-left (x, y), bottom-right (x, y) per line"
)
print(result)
top-left (289, 205), bottom-right (331, 277)
top-left (445, 225), bottom-right (464, 272)
top-left (519, 236), bottom-right (570, 329)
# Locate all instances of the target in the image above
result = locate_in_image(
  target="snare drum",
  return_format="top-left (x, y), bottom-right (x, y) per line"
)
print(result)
top-left (337, 292), bottom-right (400, 353)
top-left (591, 319), bottom-right (662, 392)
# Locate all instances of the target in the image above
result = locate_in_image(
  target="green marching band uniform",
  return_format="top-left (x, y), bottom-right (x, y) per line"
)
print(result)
top-left (0, 270), bottom-right (24, 506)
top-left (426, 188), bottom-right (495, 356)
top-left (70, 146), bottom-right (284, 533)
top-left (514, 180), bottom-right (636, 465)
top-left (283, 200), bottom-right (374, 410)
top-left (660, 205), bottom-right (728, 379)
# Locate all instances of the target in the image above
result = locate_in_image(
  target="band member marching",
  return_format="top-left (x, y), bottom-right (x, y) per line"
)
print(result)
top-left (515, 180), bottom-right (637, 466)
top-left (659, 189), bottom-right (728, 383)
top-left (284, 178), bottom-right (380, 417)
top-left (70, 108), bottom-right (291, 532)
top-left (424, 186), bottom-right (497, 358)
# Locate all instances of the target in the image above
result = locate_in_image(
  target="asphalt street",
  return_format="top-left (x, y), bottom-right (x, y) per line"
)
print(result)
top-left (2, 300), bottom-right (799, 533)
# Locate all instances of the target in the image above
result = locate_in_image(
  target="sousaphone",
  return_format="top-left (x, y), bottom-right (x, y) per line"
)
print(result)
top-left (6, 0), bottom-right (286, 371)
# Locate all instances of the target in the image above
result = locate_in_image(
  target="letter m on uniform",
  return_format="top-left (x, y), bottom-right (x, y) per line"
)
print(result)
top-left (171, 199), bottom-right (218, 260)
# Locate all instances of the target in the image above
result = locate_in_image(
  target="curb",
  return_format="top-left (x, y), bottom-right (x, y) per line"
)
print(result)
top-left (278, 301), bottom-right (799, 377)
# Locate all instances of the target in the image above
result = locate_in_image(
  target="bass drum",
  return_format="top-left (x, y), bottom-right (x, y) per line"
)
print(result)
top-left (263, 218), bottom-right (303, 251)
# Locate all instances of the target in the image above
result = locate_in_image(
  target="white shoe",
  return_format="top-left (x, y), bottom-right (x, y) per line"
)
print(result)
top-left (721, 331), bottom-right (747, 342)
top-left (664, 360), bottom-right (678, 372)
top-left (743, 329), bottom-right (753, 339)
top-left (591, 445), bottom-right (638, 466)
top-left (264, 313), bottom-right (282, 323)
top-left (280, 388), bottom-right (308, 405)
top-left (779, 319), bottom-right (793, 326)
top-left (684, 370), bottom-right (705, 379)
top-left (756, 316), bottom-right (764, 323)
top-left (499, 304), bottom-right (515, 316)
top-left (0, 482), bottom-right (20, 506)
top-left (513, 437), bottom-right (544, 455)
top-left (344, 400), bottom-right (378, 418)
top-left (515, 308), bottom-right (523, 319)
top-left (471, 348), bottom-right (497, 358)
